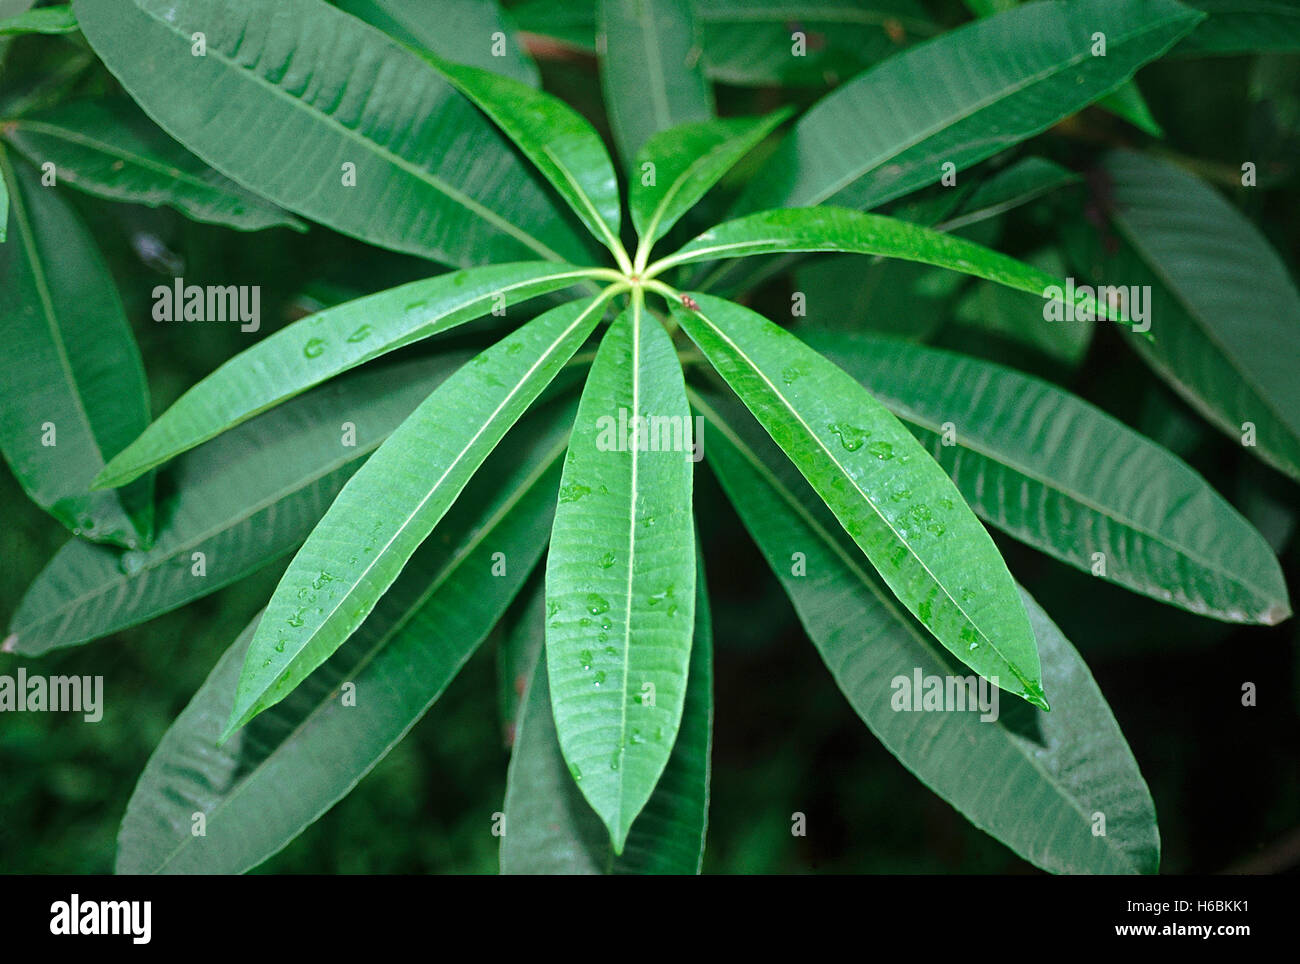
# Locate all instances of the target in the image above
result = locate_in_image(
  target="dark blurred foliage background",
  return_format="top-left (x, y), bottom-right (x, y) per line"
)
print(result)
top-left (1, 0), bottom-right (1297, 873)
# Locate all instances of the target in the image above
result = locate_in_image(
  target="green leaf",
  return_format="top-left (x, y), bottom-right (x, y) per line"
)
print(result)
top-left (1101, 149), bottom-right (1300, 481)
top-left (1096, 81), bottom-right (1165, 137)
top-left (6, 354), bottom-right (469, 656)
top-left (671, 293), bottom-right (1045, 707)
top-left (690, 0), bottom-right (934, 87)
top-left (735, 0), bottom-right (1203, 214)
top-left (0, 151), bottom-right (151, 548)
top-left (417, 52), bottom-right (626, 264)
top-left (803, 331), bottom-right (1291, 624)
top-left (335, 0), bottom-right (540, 85)
top-left (115, 397), bottom-right (573, 874)
top-left (502, 554), bottom-right (711, 873)
top-left (630, 111), bottom-right (791, 254)
top-left (3, 98), bottom-right (302, 231)
top-left (952, 248), bottom-right (1095, 365)
top-left (933, 157), bottom-right (1082, 233)
top-left (0, 4), bottom-right (76, 35)
top-left (599, 0), bottom-right (714, 165)
top-left (224, 292), bottom-right (613, 738)
top-left (544, 296), bottom-right (696, 851)
top-left (95, 261), bottom-right (595, 489)
top-left (72, 0), bottom-right (595, 266)
top-left (656, 207), bottom-right (1131, 329)
top-left (513, 0), bottom-right (939, 88)
top-left (0, 152), bottom-right (6, 241)
top-left (698, 392), bottom-right (1160, 874)
top-left (1177, 0), bottom-right (1300, 54)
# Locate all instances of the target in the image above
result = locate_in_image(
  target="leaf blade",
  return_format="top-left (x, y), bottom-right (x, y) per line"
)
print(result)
top-left (95, 261), bottom-right (594, 489)
top-left (224, 292), bottom-right (613, 737)
top-left (804, 330), bottom-right (1291, 624)
top-left (0, 152), bottom-right (151, 547)
top-left (672, 293), bottom-right (1045, 706)
top-left (545, 297), bottom-right (697, 850)
top-left (72, 0), bottom-right (594, 266)
top-left (115, 397), bottom-right (573, 874)
top-left (698, 390), bottom-right (1160, 874)
top-left (735, 0), bottom-right (1203, 214)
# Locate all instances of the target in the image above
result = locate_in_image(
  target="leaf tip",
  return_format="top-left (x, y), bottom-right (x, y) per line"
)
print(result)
top-left (1, 633), bottom-right (16, 654)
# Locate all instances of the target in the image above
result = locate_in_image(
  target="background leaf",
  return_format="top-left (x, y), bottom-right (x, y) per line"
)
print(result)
top-left (7, 354), bottom-right (470, 656)
top-left (73, 0), bottom-right (595, 266)
top-left (804, 330), bottom-right (1291, 624)
top-left (3, 98), bottom-right (302, 231)
top-left (115, 397), bottom-right (573, 874)
top-left (335, 0), bottom-right (540, 85)
top-left (0, 151), bottom-right (151, 548)
top-left (735, 0), bottom-right (1203, 214)
top-left (1096, 149), bottom-right (1300, 481)
top-left (698, 390), bottom-right (1161, 874)
top-left (599, 0), bottom-right (714, 166)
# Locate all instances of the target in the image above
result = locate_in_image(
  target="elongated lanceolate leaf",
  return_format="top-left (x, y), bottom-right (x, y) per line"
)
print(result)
top-left (545, 298), bottom-right (696, 851)
top-left (698, 392), bottom-right (1159, 874)
top-left (656, 207), bottom-right (1130, 329)
top-left (1177, 0), bottom-right (1300, 54)
top-left (3, 99), bottom-right (302, 231)
top-left (0, 152), bottom-right (151, 548)
top-left (630, 111), bottom-right (790, 252)
top-left (224, 292), bottom-right (613, 737)
top-left (599, 0), bottom-right (714, 165)
top-left (1102, 149), bottom-right (1300, 481)
top-left (336, 0), bottom-right (540, 85)
top-left (116, 398), bottom-right (573, 873)
top-left (735, 0), bottom-right (1203, 214)
top-left (7, 354), bottom-right (469, 656)
top-left (672, 293), bottom-right (1045, 707)
top-left (419, 52), bottom-right (624, 260)
top-left (503, 560), bottom-right (712, 873)
top-left (73, 0), bottom-right (594, 266)
top-left (803, 331), bottom-right (1291, 624)
top-left (95, 261), bottom-right (594, 489)
top-left (0, 4), bottom-right (75, 34)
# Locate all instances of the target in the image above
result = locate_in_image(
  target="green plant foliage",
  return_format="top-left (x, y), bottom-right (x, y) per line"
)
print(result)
top-left (2, 0), bottom-right (1294, 877)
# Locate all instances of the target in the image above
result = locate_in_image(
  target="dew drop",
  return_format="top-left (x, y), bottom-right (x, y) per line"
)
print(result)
top-left (303, 337), bottom-right (326, 359)
top-left (827, 422), bottom-right (867, 452)
top-left (866, 440), bottom-right (894, 460)
top-left (558, 482), bottom-right (591, 503)
top-left (593, 670), bottom-right (606, 686)
top-left (346, 324), bottom-right (373, 343)
top-left (598, 551), bottom-right (615, 569)
top-left (586, 593), bottom-right (610, 615)
top-left (119, 551), bottom-right (146, 576)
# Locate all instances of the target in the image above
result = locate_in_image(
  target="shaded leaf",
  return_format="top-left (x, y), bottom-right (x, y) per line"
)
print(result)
top-left (804, 330), bottom-right (1291, 624)
top-left (4, 98), bottom-right (302, 231)
top-left (698, 390), bottom-right (1160, 874)
top-left (73, 0), bottom-right (595, 266)
top-left (599, 0), bottom-right (714, 165)
top-left (115, 397), bottom-right (573, 874)
top-left (0, 151), bottom-right (151, 547)
top-left (7, 354), bottom-right (469, 656)
top-left (735, 0), bottom-right (1202, 214)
